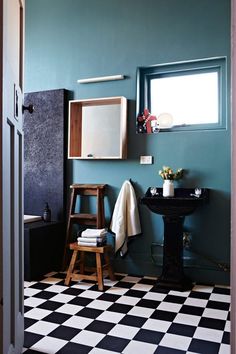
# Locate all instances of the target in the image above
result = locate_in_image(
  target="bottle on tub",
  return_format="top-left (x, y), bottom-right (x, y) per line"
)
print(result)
top-left (43, 202), bottom-right (51, 222)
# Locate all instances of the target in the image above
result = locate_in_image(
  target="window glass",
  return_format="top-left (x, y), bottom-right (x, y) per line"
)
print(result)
top-left (136, 57), bottom-right (226, 133)
top-left (150, 72), bottom-right (219, 126)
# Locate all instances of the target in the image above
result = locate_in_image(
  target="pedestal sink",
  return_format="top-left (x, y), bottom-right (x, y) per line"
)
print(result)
top-left (141, 188), bottom-right (209, 291)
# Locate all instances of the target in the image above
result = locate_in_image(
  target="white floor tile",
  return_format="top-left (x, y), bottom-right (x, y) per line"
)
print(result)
top-left (63, 315), bottom-right (93, 329)
top-left (202, 307), bottom-right (229, 320)
top-left (24, 281), bottom-right (37, 288)
top-left (24, 288), bottom-right (42, 297)
top-left (78, 289), bottom-right (102, 299)
top-left (103, 279), bottom-right (118, 287)
top-left (142, 318), bottom-right (171, 332)
top-left (55, 303), bottom-right (83, 315)
top-left (44, 284), bottom-right (68, 293)
top-left (209, 293), bottom-right (231, 303)
top-left (184, 297), bottom-right (208, 307)
top-left (71, 282), bottom-right (95, 290)
top-left (159, 333), bottom-right (192, 351)
top-left (219, 343), bottom-right (231, 354)
top-left (143, 292), bottom-right (166, 301)
top-left (89, 348), bottom-right (118, 354)
top-left (26, 320), bottom-right (59, 335)
top-left (71, 329), bottom-right (105, 346)
top-left (108, 323), bottom-right (139, 339)
top-left (169, 290), bottom-right (191, 297)
top-left (24, 308), bottom-right (52, 320)
top-left (157, 301), bottom-right (182, 313)
top-left (128, 306), bottom-right (155, 318)
top-left (122, 340), bottom-right (157, 354)
top-left (115, 295), bottom-right (140, 306)
top-left (173, 313), bottom-right (201, 326)
top-left (131, 283), bottom-right (153, 292)
top-left (193, 327), bottom-right (223, 343)
top-left (40, 277), bottom-right (63, 284)
top-left (192, 284), bottom-right (214, 293)
top-left (24, 296), bottom-right (46, 308)
top-left (87, 299), bottom-right (113, 310)
top-left (31, 336), bottom-right (67, 353)
top-left (96, 310), bottom-right (126, 323)
top-left (121, 276), bottom-right (142, 283)
top-left (105, 287), bottom-right (129, 295)
top-left (49, 293), bottom-right (75, 303)
top-left (224, 320), bottom-right (230, 332)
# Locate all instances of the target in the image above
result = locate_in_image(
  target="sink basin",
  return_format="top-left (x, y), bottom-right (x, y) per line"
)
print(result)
top-left (141, 188), bottom-right (209, 216)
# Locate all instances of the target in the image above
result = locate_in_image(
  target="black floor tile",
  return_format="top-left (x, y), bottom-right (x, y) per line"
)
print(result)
top-left (167, 322), bottom-right (196, 337)
top-left (198, 317), bottom-right (226, 331)
top-left (76, 307), bottom-right (103, 319)
top-left (134, 328), bottom-right (164, 344)
top-left (96, 334), bottom-right (130, 352)
top-left (57, 342), bottom-right (92, 354)
top-left (188, 338), bottom-right (221, 354)
top-left (85, 319), bottom-right (115, 334)
top-left (151, 309), bottom-right (177, 322)
top-left (48, 325), bottom-right (81, 341)
top-left (24, 331), bottom-right (44, 348)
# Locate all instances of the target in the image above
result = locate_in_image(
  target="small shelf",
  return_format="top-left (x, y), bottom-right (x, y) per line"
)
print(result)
top-left (68, 96), bottom-right (127, 159)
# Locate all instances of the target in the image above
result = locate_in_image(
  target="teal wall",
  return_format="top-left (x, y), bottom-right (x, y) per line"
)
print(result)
top-left (25, 0), bottom-right (231, 284)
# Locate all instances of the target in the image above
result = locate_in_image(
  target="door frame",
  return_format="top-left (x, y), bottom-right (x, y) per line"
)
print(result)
top-left (231, 0), bottom-right (236, 352)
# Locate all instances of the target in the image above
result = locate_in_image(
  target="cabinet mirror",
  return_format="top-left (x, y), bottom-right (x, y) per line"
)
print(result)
top-left (68, 96), bottom-right (127, 159)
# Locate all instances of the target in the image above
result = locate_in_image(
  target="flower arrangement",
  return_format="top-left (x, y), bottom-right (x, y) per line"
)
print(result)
top-left (159, 166), bottom-right (183, 180)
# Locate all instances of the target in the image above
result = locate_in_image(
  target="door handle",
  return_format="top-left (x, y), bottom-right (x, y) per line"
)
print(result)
top-left (22, 104), bottom-right (34, 114)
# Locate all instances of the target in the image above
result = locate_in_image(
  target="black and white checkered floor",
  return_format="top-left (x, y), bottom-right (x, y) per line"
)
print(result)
top-left (23, 272), bottom-right (230, 354)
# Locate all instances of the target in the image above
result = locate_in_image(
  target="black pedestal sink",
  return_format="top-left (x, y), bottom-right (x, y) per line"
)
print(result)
top-left (141, 188), bottom-right (209, 291)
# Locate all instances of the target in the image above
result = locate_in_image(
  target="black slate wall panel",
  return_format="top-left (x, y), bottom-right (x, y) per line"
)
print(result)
top-left (24, 89), bottom-right (68, 221)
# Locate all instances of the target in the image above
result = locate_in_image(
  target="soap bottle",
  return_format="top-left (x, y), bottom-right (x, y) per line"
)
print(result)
top-left (43, 202), bottom-right (51, 222)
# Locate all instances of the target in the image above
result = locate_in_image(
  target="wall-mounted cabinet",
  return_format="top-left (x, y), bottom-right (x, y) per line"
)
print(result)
top-left (68, 96), bottom-right (127, 159)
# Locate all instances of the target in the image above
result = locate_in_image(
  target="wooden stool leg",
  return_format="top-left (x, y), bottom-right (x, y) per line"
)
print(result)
top-left (104, 250), bottom-right (116, 281)
top-left (79, 251), bottom-right (85, 274)
top-left (65, 250), bottom-right (78, 286)
top-left (62, 188), bottom-right (77, 269)
top-left (96, 252), bottom-right (103, 291)
top-left (96, 188), bottom-right (105, 228)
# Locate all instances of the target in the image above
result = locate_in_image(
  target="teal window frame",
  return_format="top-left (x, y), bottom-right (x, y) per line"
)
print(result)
top-left (136, 57), bottom-right (227, 132)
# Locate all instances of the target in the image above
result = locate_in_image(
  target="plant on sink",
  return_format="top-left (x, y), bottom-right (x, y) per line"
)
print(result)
top-left (159, 166), bottom-right (184, 197)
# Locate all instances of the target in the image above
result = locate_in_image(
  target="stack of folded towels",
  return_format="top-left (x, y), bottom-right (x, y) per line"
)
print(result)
top-left (77, 228), bottom-right (107, 247)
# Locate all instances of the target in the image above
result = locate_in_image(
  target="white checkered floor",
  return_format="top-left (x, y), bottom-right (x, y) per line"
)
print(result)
top-left (23, 272), bottom-right (230, 354)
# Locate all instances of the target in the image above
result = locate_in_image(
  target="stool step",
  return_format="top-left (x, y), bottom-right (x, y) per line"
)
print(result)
top-left (70, 213), bottom-right (97, 221)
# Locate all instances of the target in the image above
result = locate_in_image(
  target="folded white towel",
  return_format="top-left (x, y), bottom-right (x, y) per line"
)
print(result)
top-left (77, 236), bottom-right (106, 243)
top-left (81, 228), bottom-right (107, 238)
top-left (78, 241), bottom-right (97, 247)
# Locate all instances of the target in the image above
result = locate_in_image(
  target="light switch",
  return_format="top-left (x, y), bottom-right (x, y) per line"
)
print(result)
top-left (140, 156), bottom-right (153, 164)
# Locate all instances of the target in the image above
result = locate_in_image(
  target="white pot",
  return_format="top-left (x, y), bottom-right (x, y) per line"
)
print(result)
top-left (163, 179), bottom-right (174, 197)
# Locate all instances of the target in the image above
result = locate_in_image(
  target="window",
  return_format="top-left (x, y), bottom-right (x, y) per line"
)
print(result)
top-left (136, 57), bottom-right (227, 133)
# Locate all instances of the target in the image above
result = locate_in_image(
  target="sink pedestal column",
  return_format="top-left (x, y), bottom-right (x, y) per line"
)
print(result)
top-left (156, 215), bottom-right (192, 291)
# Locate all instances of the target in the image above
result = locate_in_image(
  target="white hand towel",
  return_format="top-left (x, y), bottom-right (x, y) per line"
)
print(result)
top-left (110, 180), bottom-right (141, 255)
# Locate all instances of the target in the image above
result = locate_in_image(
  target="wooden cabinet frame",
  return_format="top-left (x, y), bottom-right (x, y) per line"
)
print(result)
top-left (68, 96), bottom-right (127, 159)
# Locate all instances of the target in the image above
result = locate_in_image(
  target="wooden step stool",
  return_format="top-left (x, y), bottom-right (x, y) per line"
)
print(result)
top-left (62, 184), bottom-right (106, 269)
top-left (65, 242), bottom-right (115, 291)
